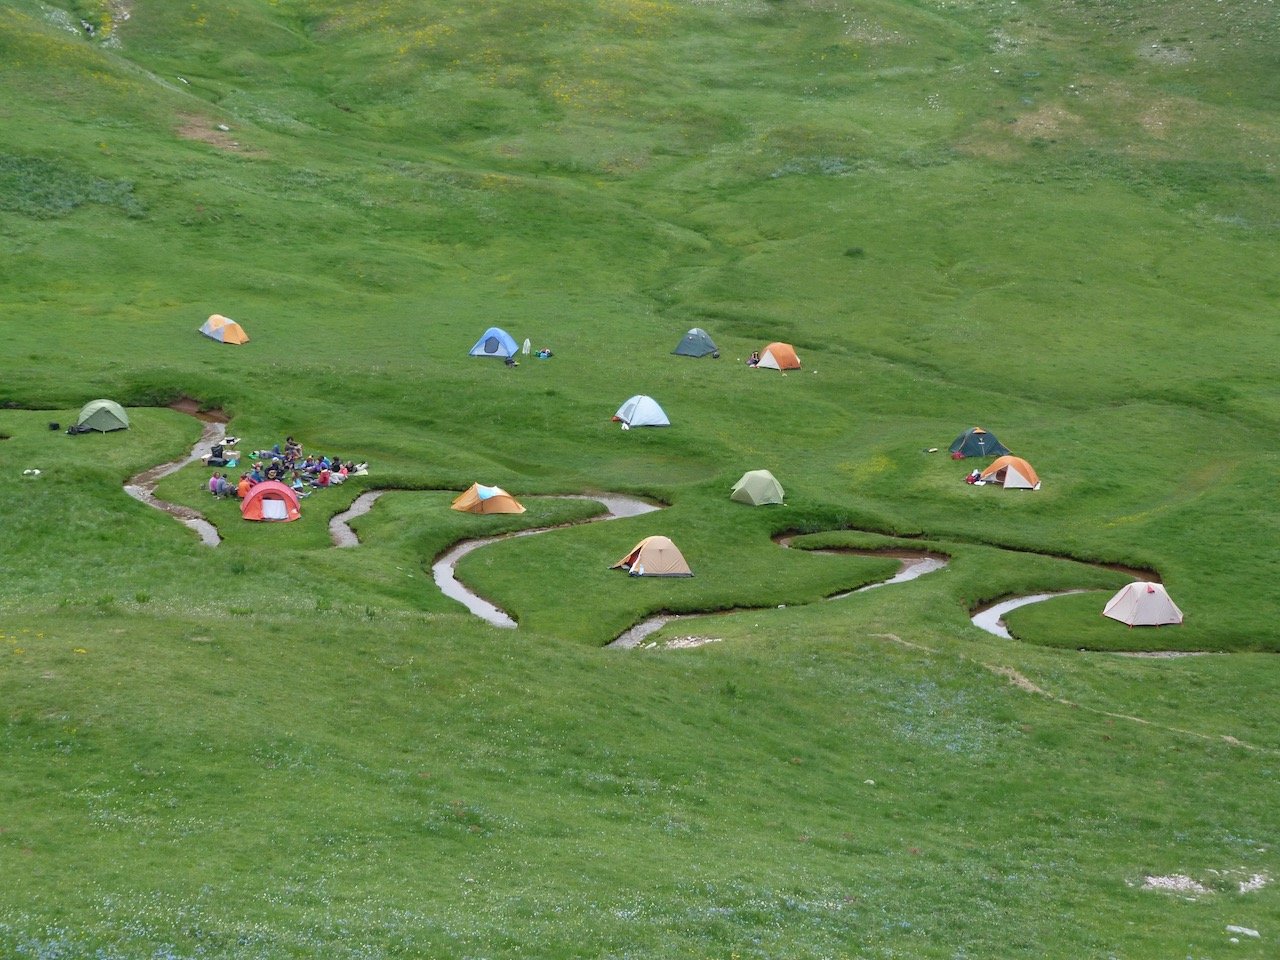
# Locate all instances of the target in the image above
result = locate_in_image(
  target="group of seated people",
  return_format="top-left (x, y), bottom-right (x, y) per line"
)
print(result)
top-left (207, 435), bottom-right (366, 499)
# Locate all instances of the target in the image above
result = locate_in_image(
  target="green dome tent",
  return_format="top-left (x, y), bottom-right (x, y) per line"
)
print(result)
top-left (948, 426), bottom-right (1010, 459)
top-left (75, 399), bottom-right (130, 433)
top-left (672, 327), bottom-right (719, 358)
top-left (730, 469), bottom-right (785, 506)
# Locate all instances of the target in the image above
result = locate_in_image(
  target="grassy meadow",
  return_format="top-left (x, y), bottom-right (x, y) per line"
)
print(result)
top-left (1, 0), bottom-right (1278, 955)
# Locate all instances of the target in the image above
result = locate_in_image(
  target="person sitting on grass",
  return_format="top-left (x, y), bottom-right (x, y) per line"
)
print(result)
top-left (249, 462), bottom-right (265, 484)
top-left (237, 474), bottom-right (251, 499)
top-left (313, 465), bottom-right (331, 489)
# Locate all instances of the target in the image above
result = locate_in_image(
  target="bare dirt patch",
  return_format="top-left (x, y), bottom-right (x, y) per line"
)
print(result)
top-left (988, 665), bottom-right (1048, 696)
top-left (1008, 104), bottom-right (1082, 141)
top-left (168, 396), bottom-right (229, 423)
top-left (954, 133), bottom-right (1024, 163)
top-left (176, 116), bottom-right (264, 156)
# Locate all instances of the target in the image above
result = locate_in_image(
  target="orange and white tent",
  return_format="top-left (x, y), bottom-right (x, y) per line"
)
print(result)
top-left (200, 314), bottom-right (250, 344)
top-left (611, 536), bottom-right (692, 577)
top-left (1102, 582), bottom-right (1184, 627)
top-left (241, 480), bottom-right (300, 522)
top-left (451, 483), bottom-right (526, 514)
top-left (977, 455), bottom-right (1040, 490)
top-left (756, 342), bottom-right (801, 371)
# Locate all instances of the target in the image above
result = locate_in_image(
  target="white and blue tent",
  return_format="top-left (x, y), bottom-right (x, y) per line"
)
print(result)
top-left (469, 327), bottom-right (519, 358)
top-left (613, 395), bottom-right (670, 428)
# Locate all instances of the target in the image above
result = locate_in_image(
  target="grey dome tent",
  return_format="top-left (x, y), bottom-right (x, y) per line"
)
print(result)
top-left (75, 399), bottom-right (130, 433)
top-left (730, 469), bottom-right (785, 506)
top-left (672, 327), bottom-right (719, 358)
top-left (949, 426), bottom-right (1010, 459)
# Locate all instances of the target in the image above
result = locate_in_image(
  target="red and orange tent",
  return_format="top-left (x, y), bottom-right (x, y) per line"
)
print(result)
top-left (241, 480), bottom-right (300, 521)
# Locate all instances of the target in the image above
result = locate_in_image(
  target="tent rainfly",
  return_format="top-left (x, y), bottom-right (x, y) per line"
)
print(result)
top-left (468, 327), bottom-right (519, 358)
top-left (672, 328), bottom-right (719, 358)
top-left (756, 342), bottom-right (801, 370)
top-left (1102, 582), bottom-right (1184, 627)
top-left (241, 480), bottom-right (301, 522)
top-left (949, 426), bottom-right (1010, 459)
top-left (611, 536), bottom-right (692, 577)
top-left (730, 469), bottom-right (785, 506)
top-left (450, 483), bottom-right (526, 514)
top-left (75, 399), bottom-right (130, 432)
top-left (199, 314), bottom-right (250, 344)
top-left (613, 395), bottom-right (670, 428)
top-left (977, 456), bottom-right (1040, 490)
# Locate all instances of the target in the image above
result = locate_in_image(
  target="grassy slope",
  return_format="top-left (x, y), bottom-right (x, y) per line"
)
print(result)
top-left (1, 0), bottom-right (1278, 956)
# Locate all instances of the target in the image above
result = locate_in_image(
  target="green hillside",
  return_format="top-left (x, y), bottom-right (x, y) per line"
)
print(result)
top-left (1, 1), bottom-right (1277, 956)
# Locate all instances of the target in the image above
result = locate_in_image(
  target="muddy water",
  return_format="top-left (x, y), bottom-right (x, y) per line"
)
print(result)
top-left (609, 542), bottom-right (953, 649)
top-left (829, 552), bottom-right (949, 599)
top-left (124, 420), bottom-right (225, 547)
top-left (969, 590), bottom-right (1089, 639)
top-left (330, 490), bottom-right (387, 547)
top-left (431, 494), bottom-right (664, 628)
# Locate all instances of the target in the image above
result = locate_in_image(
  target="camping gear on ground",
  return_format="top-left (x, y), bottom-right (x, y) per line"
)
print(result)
top-left (200, 314), bottom-right (250, 344)
top-left (241, 480), bottom-right (301, 522)
top-left (730, 469), bottom-right (785, 506)
top-left (949, 426), bottom-right (1010, 459)
top-left (1102, 582), bottom-right (1184, 626)
top-left (613, 395), bottom-right (670, 427)
top-left (755, 342), bottom-right (801, 370)
top-left (451, 483), bottom-right (526, 514)
top-left (74, 399), bottom-right (130, 433)
top-left (976, 456), bottom-right (1040, 489)
top-left (672, 327), bottom-right (719, 358)
top-left (469, 327), bottom-right (519, 358)
top-left (611, 536), bottom-right (693, 577)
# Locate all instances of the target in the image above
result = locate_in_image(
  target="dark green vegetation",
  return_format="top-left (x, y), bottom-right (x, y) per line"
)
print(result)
top-left (1, 0), bottom-right (1277, 956)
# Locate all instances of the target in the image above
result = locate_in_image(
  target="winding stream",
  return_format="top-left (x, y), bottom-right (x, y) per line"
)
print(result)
top-left (125, 423), bottom-right (1154, 646)
top-left (609, 541), bottom-right (952, 649)
top-left (124, 420), bottom-right (225, 547)
top-left (430, 495), bottom-right (663, 628)
top-left (969, 591), bottom-right (1089, 640)
top-left (330, 490), bottom-right (387, 547)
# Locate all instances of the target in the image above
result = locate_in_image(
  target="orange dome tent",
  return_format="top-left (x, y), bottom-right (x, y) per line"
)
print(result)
top-left (756, 342), bottom-right (801, 370)
top-left (241, 480), bottom-right (301, 521)
top-left (977, 456), bottom-right (1040, 490)
top-left (200, 314), bottom-right (250, 345)
top-left (450, 483), bottom-right (526, 514)
top-left (611, 536), bottom-right (692, 577)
